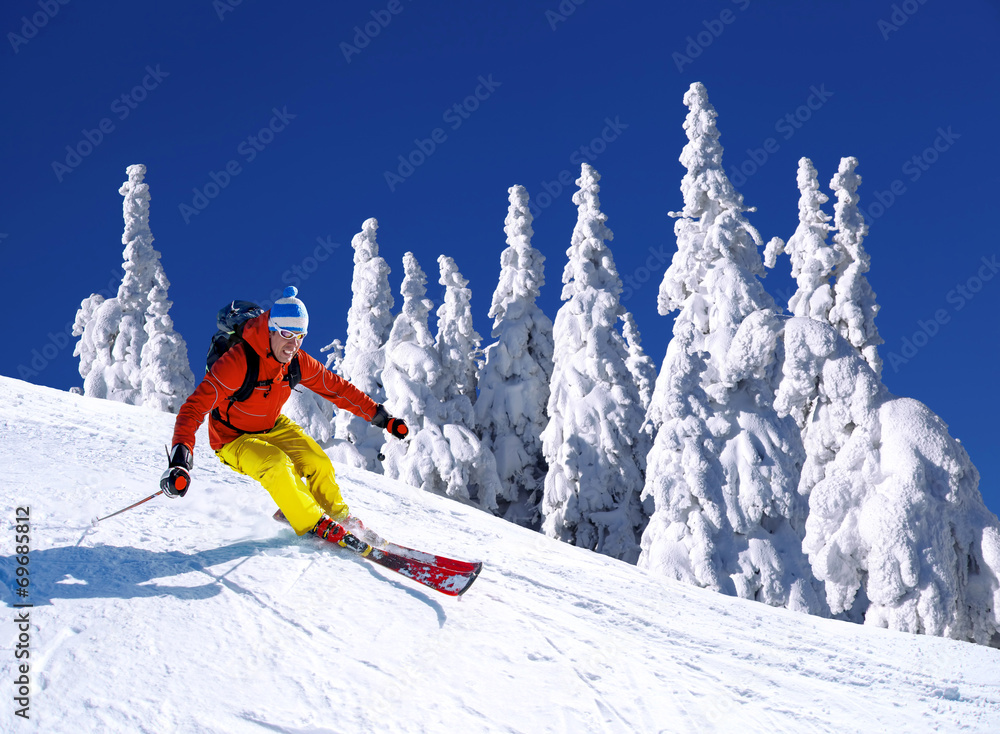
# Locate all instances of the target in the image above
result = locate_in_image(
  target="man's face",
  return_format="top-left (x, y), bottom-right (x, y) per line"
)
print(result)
top-left (270, 329), bottom-right (304, 363)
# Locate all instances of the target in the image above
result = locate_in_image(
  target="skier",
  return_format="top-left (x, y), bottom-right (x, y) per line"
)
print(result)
top-left (160, 286), bottom-right (408, 545)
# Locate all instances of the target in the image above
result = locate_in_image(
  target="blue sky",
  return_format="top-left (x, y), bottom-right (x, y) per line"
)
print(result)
top-left (3, 1), bottom-right (999, 513)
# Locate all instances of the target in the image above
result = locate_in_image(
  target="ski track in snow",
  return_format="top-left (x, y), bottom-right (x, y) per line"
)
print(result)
top-left (2, 378), bottom-right (999, 733)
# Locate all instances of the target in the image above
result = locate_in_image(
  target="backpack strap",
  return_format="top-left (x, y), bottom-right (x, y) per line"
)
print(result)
top-left (210, 347), bottom-right (302, 436)
top-left (211, 343), bottom-right (269, 434)
top-left (231, 344), bottom-right (262, 403)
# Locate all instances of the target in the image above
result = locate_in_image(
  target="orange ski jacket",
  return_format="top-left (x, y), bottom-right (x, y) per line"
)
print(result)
top-left (172, 311), bottom-right (378, 452)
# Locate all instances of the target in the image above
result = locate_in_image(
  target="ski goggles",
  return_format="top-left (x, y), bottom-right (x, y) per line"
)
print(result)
top-left (276, 329), bottom-right (306, 340)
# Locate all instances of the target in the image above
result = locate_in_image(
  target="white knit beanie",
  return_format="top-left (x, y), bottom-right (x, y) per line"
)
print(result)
top-left (268, 286), bottom-right (309, 333)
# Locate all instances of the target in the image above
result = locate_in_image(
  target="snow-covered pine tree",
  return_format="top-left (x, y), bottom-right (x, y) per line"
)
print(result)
top-left (381, 252), bottom-right (502, 511)
top-left (622, 312), bottom-right (657, 418)
top-left (72, 294), bottom-right (104, 390)
top-left (476, 185), bottom-right (554, 527)
top-left (72, 293), bottom-right (117, 399)
top-left (783, 157), bottom-right (840, 321)
top-left (769, 316), bottom-right (1000, 646)
top-left (74, 164), bottom-right (193, 410)
top-left (140, 265), bottom-right (195, 413)
top-left (540, 163), bottom-right (646, 563)
top-left (827, 157), bottom-right (883, 377)
top-left (764, 160), bottom-right (851, 502)
top-left (111, 164), bottom-right (159, 404)
top-left (333, 218), bottom-right (395, 468)
top-left (436, 254), bottom-right (481, 422)
top-left (136, 179), bottom-right (193, 414)
top-left (638, 83), bottom-right (823, 613)
top-left (622, 311), bottom-right (657, 496)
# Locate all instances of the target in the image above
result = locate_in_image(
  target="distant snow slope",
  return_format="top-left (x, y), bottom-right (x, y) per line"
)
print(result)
top-left (2, 376), bottom-right (999, 733)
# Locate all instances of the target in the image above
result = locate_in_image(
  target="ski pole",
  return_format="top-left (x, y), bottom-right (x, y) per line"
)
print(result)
top-left (92, 490), bottom-right (164, 526)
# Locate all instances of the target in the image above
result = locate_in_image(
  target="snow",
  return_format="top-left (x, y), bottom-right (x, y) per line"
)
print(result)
top-left (4, 376), bottom-right (1000, 733)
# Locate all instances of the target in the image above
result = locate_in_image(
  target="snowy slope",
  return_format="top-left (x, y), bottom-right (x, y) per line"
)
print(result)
top-left (2, 376), bottom-right (999, 734)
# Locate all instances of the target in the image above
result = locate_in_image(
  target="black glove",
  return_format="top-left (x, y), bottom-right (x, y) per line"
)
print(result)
top-left (371, 404), bottom-right (409, 440)
top-left (160, 444), bottom-right (193, 498)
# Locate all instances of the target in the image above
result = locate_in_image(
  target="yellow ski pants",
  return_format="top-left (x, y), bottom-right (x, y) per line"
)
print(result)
top-left (216, 414), bottom-right (348, 535)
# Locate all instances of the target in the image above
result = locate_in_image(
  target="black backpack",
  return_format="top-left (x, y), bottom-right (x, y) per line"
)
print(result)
top-left (206, 300), bottom-right (301, 432)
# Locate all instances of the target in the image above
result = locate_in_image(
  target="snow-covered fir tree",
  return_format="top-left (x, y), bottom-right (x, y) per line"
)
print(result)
top-left (772, 157), bottom-right (840, 321)
top-left (436, 254), bottom-right (482, 421)
top-left (638, 83), bottom-right (823, 613)
top-left (690, 92), bottom-right (1000, 643)
top-left (762, 315), bottom-right (1000, 645)
top-left (769, 160), bottom-right (867, 498)
top-left (73, 164), bottom-right (193, 411)
top-left (140, 264), bottom-right (194, 412)
top-left (622, 311), bottom-right (657, 487)
top-left (333, 218), bottom-right (395, 468)
top-left (73, 293), bottom-right (105, 389)
top-left (540, 164), bottom-right (646, 563)
top-left (113, 164), bottom-right (159, 403)
top-left (827, 157), bottom-right (883, 377)
top-left (476, 185), bottom-right (554, 527)
top-left (72, 293), bottom-right (118, 399)
top-left (381, 252), bottom-right (502, 511)
top-left (622, 312), bottom-right (657, 417)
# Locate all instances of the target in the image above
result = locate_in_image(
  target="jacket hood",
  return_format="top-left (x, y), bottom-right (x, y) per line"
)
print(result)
top-left (243, 311), bottom-right (276, 360)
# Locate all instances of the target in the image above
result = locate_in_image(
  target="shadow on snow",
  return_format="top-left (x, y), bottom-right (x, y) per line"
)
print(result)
top-left (0, 535), bottom-right (448, 624)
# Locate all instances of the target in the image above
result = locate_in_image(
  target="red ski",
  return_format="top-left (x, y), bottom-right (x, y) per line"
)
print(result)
top-left (274, 510), bottom-right (483, 596)
top-left (378, 540), bottom-right (483, 576)
top-left (362, 542), bottom-right (483, 596)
